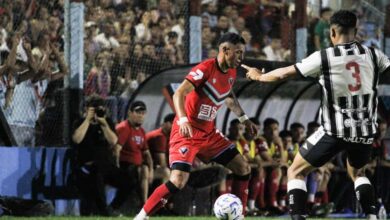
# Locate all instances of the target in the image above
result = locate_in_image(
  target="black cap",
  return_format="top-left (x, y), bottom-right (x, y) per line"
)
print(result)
top-left (130, 100), bottom-right (147, 112)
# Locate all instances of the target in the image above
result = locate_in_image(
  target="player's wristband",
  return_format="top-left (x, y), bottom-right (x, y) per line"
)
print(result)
top-left (177, 117), bottom-right (189, 125)
top-left (238, 114), bottom-right (249, 123)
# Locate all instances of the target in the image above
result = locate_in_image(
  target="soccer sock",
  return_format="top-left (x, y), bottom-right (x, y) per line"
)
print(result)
top-left (288, 179), bottom-right (307, 217)
top-left (142, 181), bottom-right (180, 216)
top-left (315, 192), bottom-right (323, 204)
top-left (269, 169), bottom-right (280, 207)
top-left (322, 190), bottom-right (329, 204)
top-left (225, 174), bottom-right (233, 194)
top-left (257, 177), bottom-right (266, 209)
top-left (232, 174), bottom-right (250, 215)
top-left (248, 173), bottom-right (260, 201)
top-left (354, 177), bottom-right (376, 216)
top-left (279, 183), bottom-right (287, 208)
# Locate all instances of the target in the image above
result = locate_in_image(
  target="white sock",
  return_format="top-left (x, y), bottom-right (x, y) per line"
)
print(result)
top-left (367, 214), bottom-right (377, 220)
top-left (134, 208), bottom-right (147, 220)
top-left (248, 200), bottom-right (255, 209)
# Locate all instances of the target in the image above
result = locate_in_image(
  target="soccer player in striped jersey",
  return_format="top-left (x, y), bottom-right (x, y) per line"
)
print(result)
top-left (243, 10), bottom-right (390, 220)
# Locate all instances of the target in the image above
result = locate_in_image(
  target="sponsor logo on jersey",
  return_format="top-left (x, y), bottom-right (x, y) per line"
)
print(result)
top-left (343, 137), bottom-right (373, 144)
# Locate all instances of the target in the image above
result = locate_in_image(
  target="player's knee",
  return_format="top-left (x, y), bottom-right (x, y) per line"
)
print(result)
top-left (170, 178), bottom-right (187, 190)
top-left (287, 166), bottom-right (301, 180)
top-left (233, 162), bottom-right (251, 175)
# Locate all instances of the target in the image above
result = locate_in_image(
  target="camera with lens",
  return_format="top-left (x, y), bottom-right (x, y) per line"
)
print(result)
top-left (95, 107), bottom-right (106, 117)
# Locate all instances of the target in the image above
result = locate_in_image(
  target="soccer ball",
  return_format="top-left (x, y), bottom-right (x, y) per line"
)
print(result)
top-left (213, 193), bottom-right (243, 220)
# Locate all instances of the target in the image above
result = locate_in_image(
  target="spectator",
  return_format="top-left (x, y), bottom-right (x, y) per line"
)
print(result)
top-left (262, 118), bottom-right (286, 214)
top-left (262, 36), bottom-right (285, 62)
top-left (212, 16), bottom-right (230, 43)
top-left (228, 17), bottom-right (246, 34)
top-left (171, 16), bottom-right (185, 45)
top-left (84, 51), bottom-right (111, 98)
top-left (108, 47), bottom-right (131, 123)
top-left (314, 7), bottom-right (332, 50)
top-left (71, 94), bottom-right (134, 216)
top-left (94, 22), bottom-right (120, 50)
top-left (202, 3), bottom-right (218, 28)
top-left (135, 11), bottom-right (152, 43)
top-left (373, 119), bottom-right (390, 210)
top-left (146, 113), bottom-right (175, 185)
top-left (164, 31), bottom-right (184, 66)
top-left (116, 101), bottom-right (153, 204)
top-left (84, 21), bottom-right (100, 68)
top-left (4, 34), bottom-right (41, 147)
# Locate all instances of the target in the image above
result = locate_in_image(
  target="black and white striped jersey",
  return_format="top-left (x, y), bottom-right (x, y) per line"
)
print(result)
top-left (295, 41), bottom-right (390, 138)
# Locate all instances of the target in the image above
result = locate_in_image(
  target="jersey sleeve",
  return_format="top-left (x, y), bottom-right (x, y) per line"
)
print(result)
top-left (374, 49), bottom-right (390, 74)
top-left (185, 63), bottom-right (209, 88)
top-left (115, 123), bottom-right (128, 147)
top-left (294, 51), bottom-right (322, 78)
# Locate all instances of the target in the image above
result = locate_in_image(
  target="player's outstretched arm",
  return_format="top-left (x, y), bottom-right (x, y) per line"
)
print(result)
top-left (242, 64), bottom-right (296, 82)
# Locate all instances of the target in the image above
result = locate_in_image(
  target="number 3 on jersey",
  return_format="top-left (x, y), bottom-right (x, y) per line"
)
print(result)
top-left (346, 61), bottom-right (361, 92)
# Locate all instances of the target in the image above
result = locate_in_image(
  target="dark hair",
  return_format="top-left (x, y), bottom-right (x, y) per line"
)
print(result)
top-left (218, 32), bottom-right (246, 45)
top-left (230, 118), bottom-right (240, 127)
top-left (249, 117), bottom-right (260, 125)
top-left (330, 10), bottom-right (357, 34)
top-left (263, 118), bottom-right (279, 128)
top-left (163, 113), bottom-right (176, 123)
top-left (85, 94), bottom-right (105, 107)
top-left (307, 121), bottom-right (320, 129)
top-left (290, 122), bottom-right (304, 130)
top-left (320, 7), bottom-right (332, 16)
top-left (279, 130), bottom-right (292, 139)
top-left (167, 31), bottom-right (178, 39)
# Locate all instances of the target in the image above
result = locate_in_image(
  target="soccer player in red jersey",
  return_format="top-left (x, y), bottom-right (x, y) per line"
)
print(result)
top-left (134, 32), bottom-right (257, 220)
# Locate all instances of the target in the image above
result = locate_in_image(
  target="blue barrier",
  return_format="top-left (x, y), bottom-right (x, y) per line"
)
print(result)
top-left (0, 146), bottom-right (80, 215)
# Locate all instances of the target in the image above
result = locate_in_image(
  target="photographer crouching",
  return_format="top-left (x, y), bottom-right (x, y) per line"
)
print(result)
top-left (71, 94), bottom-right (134, 216)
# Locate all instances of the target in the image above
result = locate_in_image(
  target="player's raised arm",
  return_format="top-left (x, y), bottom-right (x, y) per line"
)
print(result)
top-left (242, 64), bottom-right (296, 82)
top-left (172, 79), bottom-right (195, 137)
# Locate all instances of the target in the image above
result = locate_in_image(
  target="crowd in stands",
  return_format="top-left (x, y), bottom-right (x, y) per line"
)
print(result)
top-left (1, 0), bottom-right (384, 146)
top-left (0, 0), bottom-right (68, 147)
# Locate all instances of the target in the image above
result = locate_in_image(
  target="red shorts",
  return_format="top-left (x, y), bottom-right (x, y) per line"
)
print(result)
top-left (169, 124), bottom-right (233, 167)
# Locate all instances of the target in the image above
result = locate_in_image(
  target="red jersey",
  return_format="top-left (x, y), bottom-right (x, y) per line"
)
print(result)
top-left (116, 120), bottom-right (147, 166)
top-left (146, 128), bottom-right (169, 153)
top-left (182, 58), bottom-right (236, 133)
top-left (146, 127), bottom-right (169, 165)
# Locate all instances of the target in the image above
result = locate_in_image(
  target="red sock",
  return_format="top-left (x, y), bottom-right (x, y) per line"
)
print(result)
top-left (279, 183), bottom-right (287, 207)
top-left (322, 190), bottom-right (329, 203)
top-left (257, 178), bottom-right (265, 209)
top-left (269, 170), bottom-right (279, 207)
top-left (232, 174), bottom-right (250, 215)
top-left (226, 177), bottom-right (233, 194)
top-left (315, 192), bottom-right (323, 204)
top-left (249, 175), bottom-right (260, 200)
top-left (143, 182), bottom-right (178, 215)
